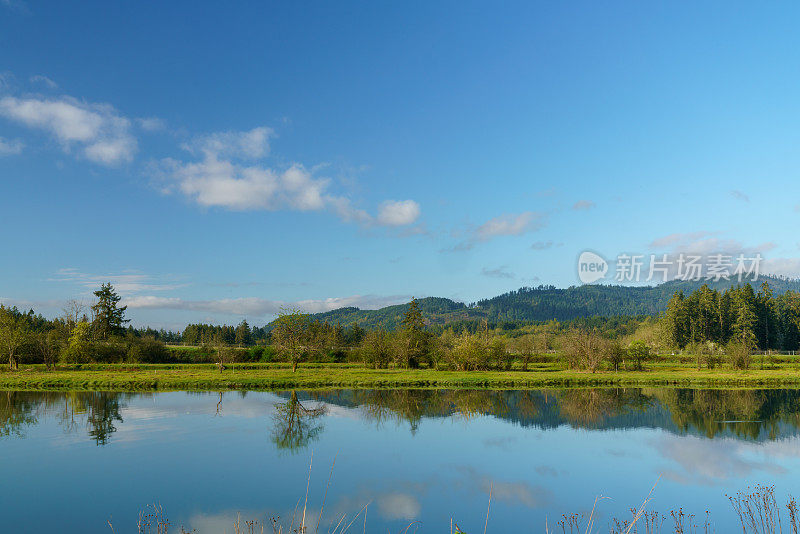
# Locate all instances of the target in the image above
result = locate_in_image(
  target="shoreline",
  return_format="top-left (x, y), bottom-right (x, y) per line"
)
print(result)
top-left (3, 364), bottom-right (800, 391)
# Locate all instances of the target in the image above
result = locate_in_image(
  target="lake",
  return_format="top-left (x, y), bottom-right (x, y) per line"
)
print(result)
top-left (3, 388), bottom-right (800, 533)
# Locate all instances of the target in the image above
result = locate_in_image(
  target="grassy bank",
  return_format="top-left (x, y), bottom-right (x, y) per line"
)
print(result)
top-left (2, 362), bottom-right (800, 390)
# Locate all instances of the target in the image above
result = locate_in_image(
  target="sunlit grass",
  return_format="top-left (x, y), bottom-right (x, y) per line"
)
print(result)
top-left (2, 359), bottom-right (800, 390)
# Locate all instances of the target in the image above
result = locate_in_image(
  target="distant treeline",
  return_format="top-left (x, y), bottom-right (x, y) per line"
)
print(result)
top-left (3, 280), bottom-right (800, 372)
top-left (308, 275), bottom-right (800, 328)
top-left (663, 282), bottom-right (800, 351)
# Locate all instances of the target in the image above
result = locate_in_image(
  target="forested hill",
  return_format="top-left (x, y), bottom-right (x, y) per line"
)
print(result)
top-left (307, 275), bottom-right (800, 329)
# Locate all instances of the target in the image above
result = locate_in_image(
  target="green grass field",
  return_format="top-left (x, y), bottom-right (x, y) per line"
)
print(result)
top-left (2, 360), bottom-right (800, 390)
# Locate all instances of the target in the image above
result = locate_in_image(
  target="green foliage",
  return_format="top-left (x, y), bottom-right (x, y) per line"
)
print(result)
top-left (302, 276), bottom-right (800, 329)
top-left (395, 298), bottom-right (433, 368)
top-left (91, 283), bottom-right (129, 340)
top-left (62, 322), bottom-right (94, 363)
top-left (726, 340), bottom-right (754, 370)
top-left (627, 340), bottom-right (651, 371)
top-left (662, 282), bottom-right (800, 351)
top-left (127, 337), bottom-right (170, 363)
top-left (512, 334), bottom-right (536, 371)
top-left (603, 341), bottom-right (626, 372)
top-left (235, 320), bottom-right (252, 346)
top-left (271, 308), bottom-right (312, 372)
top-left (0, 306), bottom-right (30, 370)
top-left (446, 331), bottom-right (490, 371)
top-left (360, 329), bottom-right (392, 369)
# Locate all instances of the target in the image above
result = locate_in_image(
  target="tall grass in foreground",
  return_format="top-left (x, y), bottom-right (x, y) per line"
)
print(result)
top-left (116, 467), bottom-right (800, 534)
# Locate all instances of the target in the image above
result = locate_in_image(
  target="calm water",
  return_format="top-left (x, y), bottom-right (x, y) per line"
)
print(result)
top-left (3, 388), bottom-right (800, 533)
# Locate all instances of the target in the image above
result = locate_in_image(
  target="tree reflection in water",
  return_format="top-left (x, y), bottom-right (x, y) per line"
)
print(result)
top-left (271, 391), bottom-right (327, 452)
top-left (303, 388), bottom-right (800, 442)
top-left (0, 391), bottom-right (128, 444)
top-left (6, 388), bottom-right (800, 449)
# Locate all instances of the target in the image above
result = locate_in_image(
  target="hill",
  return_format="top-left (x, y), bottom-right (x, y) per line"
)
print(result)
top-left (298, 275), bottom-right (800, 330)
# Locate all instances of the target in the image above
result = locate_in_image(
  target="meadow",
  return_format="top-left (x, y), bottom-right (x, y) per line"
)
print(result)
top-left (3, 354), bottom-right (800, 390)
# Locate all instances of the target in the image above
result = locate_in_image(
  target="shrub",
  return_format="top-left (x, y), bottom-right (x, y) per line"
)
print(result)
top-left (259, 345), bottom-right (277, 362)
top-left (249, 346), bottom-right (265, 361)
top-left (448, 332), bottom-right (489, 371)
top-left (127, 337), bottom-right (169, 363)
top-left (513, 334), bottom-right (535, 371)
top-left (61, 322), bottom-right (93, 364)
top-left (562, 329), bottom-right (604, 372)
top-left (360, 330), bottom-right (392, 369)
top-left (91, 341), bottom-right (127, 363)
top-left (727, 342), bottom-right (752, 370)
top-left (489, 337), bottom-right (510, 370)
top-left (627, 340), bottom-right (651, 371)
top-left (603, 341), bottom-right (625, 372)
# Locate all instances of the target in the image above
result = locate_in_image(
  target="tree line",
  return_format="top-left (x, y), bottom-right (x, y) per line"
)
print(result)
top-left (4, 281), bottom-right (800, 373)
top-left (663, 282), bottom-right (800, 352)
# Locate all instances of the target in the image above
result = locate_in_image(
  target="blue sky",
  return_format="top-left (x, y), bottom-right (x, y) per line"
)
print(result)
top-left (1, 1), bottom-right (800, 328)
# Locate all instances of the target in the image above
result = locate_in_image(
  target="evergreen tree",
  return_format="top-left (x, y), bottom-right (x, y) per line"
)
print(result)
top-left (398, 298), bottom-right (430, 368)
top-left (91, 283), bottom-right (129, 340)
top-left (756, 281), bottom-right (776, 350)
top-left (732, 284), bottom-right (758, 348)
top-left (235, 320), bottom-right (252, 346)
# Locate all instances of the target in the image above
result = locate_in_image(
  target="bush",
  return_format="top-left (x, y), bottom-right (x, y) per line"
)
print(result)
top-left (488, 338), bottom-right (510, 370)
top-left (627, 340), bottom-right (651, 371)
top-left (360, 330), bottom-right (392, 369)
top-left (562, 329), bottom-right (604, 372)
top-left (249, 346), bottom-right (265, 361)
top-left (603, 341), bottom-right (625, 372)
top-left (447, 332), bottom-right (489, 371)
top-left (90, 342), bottom-right (127, 363)
top-left (258, 345), bottom-right (277, 362)
top-left (727, 342), bottom-right (752, 370)
top-left (127, 337), bottom-right (169, 363)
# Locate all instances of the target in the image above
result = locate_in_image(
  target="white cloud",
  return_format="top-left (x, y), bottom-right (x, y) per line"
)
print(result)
top-left (443, 211), bottom-right (546, 253)
top-left (762, 257), bottom-right (800, 278)
top-left (0, 95), bottom-right (136, 165)
top-left (166, 155), bottom-right (329, 211)
top-left (648, 232), bottom-right (777, 257)
top-left (29, 75), bottom-right (57, 89)
top-left (377, 200), bottom-right (421, 226)
top-left (136, 117), bottom-right (166, 132)
top-left (0, 136), bottom-right (23, 155)
top-left (50, 268), bottom-right (184, 295)
top-left (162, 127), bottom-right (420, 227)
top-left (649, 231), bottom-right (714, 249)
top-left (572, 199), bottom-right (596, 211)
top-left (124, 293), bottom-right (412, 317)
top-left (183, 126), bottom-right (273, 159)
top-left (640, 232), bottom-right (798, 280)
top-left (475, 211), bottom-right (545, 241)
top-left (327, 195), bottom-right (372, 225)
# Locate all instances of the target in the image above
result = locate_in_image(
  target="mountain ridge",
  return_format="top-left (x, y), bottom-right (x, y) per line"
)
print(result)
top-left (302, 275), bottom-right (800, 329)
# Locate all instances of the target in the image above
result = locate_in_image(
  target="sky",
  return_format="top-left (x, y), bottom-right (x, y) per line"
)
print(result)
top-left (1, 1), bottom-right (800, 329)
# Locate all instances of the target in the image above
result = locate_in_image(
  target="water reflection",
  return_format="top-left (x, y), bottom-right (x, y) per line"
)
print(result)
top-left (0, 390), bottom-right (130, 444)
top-left (5, 388), bottom-right (800, 447)
top-left (271, 391), bottom-right (326, 452)
top-left (300, 388), bottom-right (800, 442)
